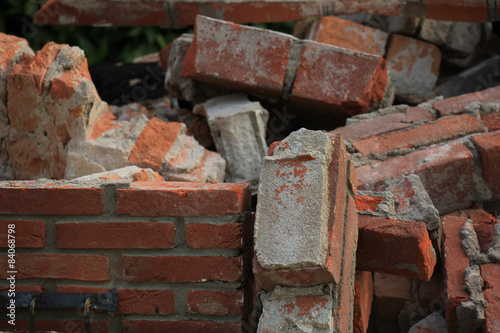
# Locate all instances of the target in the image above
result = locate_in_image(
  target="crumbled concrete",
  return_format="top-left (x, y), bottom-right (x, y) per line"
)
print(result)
top-left (205, 93), bottom-right (269, 191)
top-left (461, 220), bottom-right (490, 265)
top-left (456, 265), bottom-right (488, 332)
top-left (258, 285), bottom-right (334, 333)
top-left (384, 174), bottom-right (440, 239)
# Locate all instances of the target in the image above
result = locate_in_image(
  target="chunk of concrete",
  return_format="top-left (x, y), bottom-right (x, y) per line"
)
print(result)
top-left (205, 93), bottom-right (269, 191)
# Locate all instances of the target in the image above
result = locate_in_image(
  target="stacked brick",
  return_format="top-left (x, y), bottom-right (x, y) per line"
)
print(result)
top-left (254, 129), bottom-right (358, 332)
top-left (34, 0), bottom-right (500, 28)
top-left (0, 179), bottom-right (253, 331)
top-left (331, 85), bottom-right (500, 215)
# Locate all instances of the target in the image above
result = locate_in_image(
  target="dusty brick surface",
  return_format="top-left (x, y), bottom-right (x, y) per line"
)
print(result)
top-left (352, 114), bottom-right (484, 155)
top-left (472, 130), bottom-right (500, 196)
top-left (433, 85), bottom-right (500, 116)
top-left (357, 142), bottom-right (474, 214)
top-left (0, 220), bottom-right (44, 248)
top-left (185, 223), bottom-right (245, 249)
top-left (188, 290), bottom-right (244, 315)
top-left (481, 264), bottom-right (500, 333)
top-left (291, 40), bottom-right (389, 116)
top-left (353, 271), bottom-right (373, 333)
top-left (356, 215), bottom-right (436, 280)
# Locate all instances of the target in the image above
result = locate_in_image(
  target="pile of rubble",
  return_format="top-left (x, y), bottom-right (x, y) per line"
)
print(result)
top-left (1, 6), bottom-right (500, 333)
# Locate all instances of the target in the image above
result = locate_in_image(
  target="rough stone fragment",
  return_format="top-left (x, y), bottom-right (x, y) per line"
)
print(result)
top-left (291, 40), bottom-right (389, 116)
top-left (254, 129), bottom-right (351, 288)
top-left (408, 312), bottom-right (447, 333)
top-left (205, 93), bottom-right (269, 191)
top-left (165, 34), bottom-right (229, 104)
top-left (258, 285), bottom-right (334, 333)
top-left (461, 221), bottom-right (489, 265)
top-left (307, 16), bottom-right (389, 56)
top-left (385, 34), bottom-right (441, 104)
top-left (182, 15), bottom-right (292, 98)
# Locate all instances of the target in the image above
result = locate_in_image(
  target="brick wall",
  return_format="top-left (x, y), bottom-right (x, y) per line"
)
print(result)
top-left (0, 180), bottom-right (253, 332)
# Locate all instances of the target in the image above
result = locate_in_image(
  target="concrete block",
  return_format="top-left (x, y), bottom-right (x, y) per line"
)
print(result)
top-left (254, 128), bottom-right (349, 288)
top-left (257, 285), bottom-right (334, 332)
top-left (205, 93), bottom-right (269, 191)
top-left (386, 34), bottom-right (441, 104)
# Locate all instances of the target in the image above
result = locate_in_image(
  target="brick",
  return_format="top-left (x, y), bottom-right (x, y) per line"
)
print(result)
top-left (116, 181), bottom-right (251, 216)
top-left (355, 195), bottom-right (386, 213)
top-left (122, 320), bottom-right (243, 333)
top-left (0, 220), bottom-right (44, 248)
top-left (89, 111), bottom-right (121, 140)
top-left (56, 222), bottom-right (175, 249)
top-left (353, 271), bottom-right (373, 333)
top-left (0, 285), bottom-right (43, 293)
top-left (472, 131), bottom-right (500, 196)
top-left (34, 0), bottom-right (169, 26)
top-left (182, 16), bottom-right (291, 98)
top-left (357, 142), bottom-right (474, 214)
top-left (447, 209), bottom-right (496, 252)
top-left (481, 109), bottom-right (500, 131)
top-left (57, 286), bottom-right (175, 315)
top-left (442, 216), bottom-right (471, 333)
top-left (185, 223), bottom-right (244, 249)
top-left (6, 136), bottom-right (43, 180)
top-left (188, 290), bottom-right (244, 315)
top-left (121, 255), bottom-right (245, 283)
top-left (332, 106), bottom-right (434, 142)
top-left (0, 254), bottom-right (108, 281)
top-left (128, 118), bottom-right (184, 171)
top-left (258, 286), bottom-right (335, 332)
top-left (353, 114), bottom-right (484, 155)
top-left (291, 40), bottom-right (388, 116)
top-left (309, 16), bottom-right (389, 56)
top-left (254, 129), bottom-right (348, 288)
top-left (481, 264), bottom-right (500, 333)
top-left (433, 85), bottom-right (500, 116)
top-left (0, 184), bottom-right (103, 215)
top-left (348, 160), bottom-right (358, 197)
top-left (356, 215), bottom-right (436, 280)
top-left (0, 319), bottom-right (109, 332)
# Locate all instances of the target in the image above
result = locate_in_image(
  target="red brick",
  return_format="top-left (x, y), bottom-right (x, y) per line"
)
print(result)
top-left (56, 222), bottom-right (174, 249)
top-left (291, 40), bottom-right (388, 116)
top-left (472, 131), bottom-right (500, 196)
top-left (0, 254), bottom-right (108, 281)
top-left (353, 114), bottom-right (483, 155)
top-left (433, 85), bottom-right (500, 116)
top-left (123, 320), bottom-right (242, 333)
top-left (116, 181), bottom-right (251, 216)
top-left (446, 209), bottom-right (496, 252)
top-left (188, 290), bottom-right (244, 315)
top-left (425, 1), bottom-right (487, 23)
top-left (0, 33), bottom-right (31, 71)
top-left (348, 160), bottom-right (358, 197)
top-left (0, 220), bottom-right (44, 248)
top-left (185, 223), bottom-right (245, 249)
top-left (6, 137), bottom-right (43, 180)
top-left (331, 106), bottom-right (434, 142)
top-left (57, 286), bottom-right (175, 315)
top-left (357, 142), bottom-right (474, 214)
top-left (122, 255), bottom-right (245, 283)
top-left (0, 319), bottom-right (109, 332)
top-left (182, 15), bottom-right (291, 98)
top-left (385, 34), bottom-right (441, 103)
top-left (481, 264), bottom-right (500, 333)
top-left (310, 16), bottom-right (389, 56)
top-left (481, 109), bottom-right (500, 131)
top-left (128, 118), bottom-right (184, 171)
top-left (0, 285), bottom-right (43, 293)
top-left (353, 271), bottom-right (373, 333)
top-left (0, 185), bottom-right (103, 215)
top-left (89, 111), bottom-right (121, 140)
top-left (356, 215), bottom-right (436, 280)
top-left (355, 195), bottom-right (385, 213)
top-left (34, 0), bottom-right (169, 26)
top-left (442, 216), bottom-right (471, 333)
top-left (338, 196), bottom-right (359, 332)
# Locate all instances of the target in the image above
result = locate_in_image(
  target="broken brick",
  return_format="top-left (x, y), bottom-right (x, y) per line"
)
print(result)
top-left (472, 130), bottom-right (500, 196)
